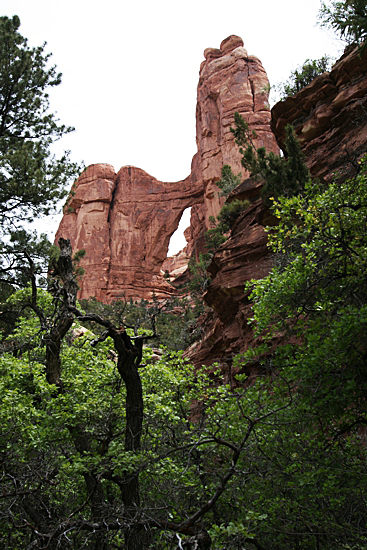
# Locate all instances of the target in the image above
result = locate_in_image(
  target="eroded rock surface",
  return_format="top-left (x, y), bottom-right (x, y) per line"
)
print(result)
top-left (56, 35), bottom-right (277, 302)
top-left (56, 166), bottom-right (203, 301)
top-left (193, 35), bottom-right (278, 227)
top-left (271, 44), bottom-right (367, 181)
top-left (185, 181), bottom-right (275, 367)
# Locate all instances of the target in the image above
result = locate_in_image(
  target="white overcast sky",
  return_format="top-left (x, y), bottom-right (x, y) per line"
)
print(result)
top-left (2, 0), bottom-right (342, 254)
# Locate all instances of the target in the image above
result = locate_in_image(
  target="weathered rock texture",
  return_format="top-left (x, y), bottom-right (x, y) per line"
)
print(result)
top-left (184, 181), bottom-right (275, 368)
top-left (272, 43), bottom-right (367, 182)
top-left (56, 35), bottom-right (278, 301)
top-left (56, 165), bottom-right (203, 301)
top-left (192, 35), bottom-right (278, 227)
top-left (187, 43), bottom-right (367, 367)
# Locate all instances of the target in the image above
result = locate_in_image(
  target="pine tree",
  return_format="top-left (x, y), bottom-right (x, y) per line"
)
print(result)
top-left (0, 16), bottom-right (80, 226)
top-left (231, 112), bottom-right (310, 204)
top-left (0, 16), bottom-right (81, 292)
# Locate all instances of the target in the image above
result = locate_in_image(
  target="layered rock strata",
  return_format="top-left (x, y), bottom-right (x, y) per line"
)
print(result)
top-left (56, 35), bottom-right (278, 302)
top-left (272, 43), bottom-right (367, 181)
top-left (184, 181), bottom-right (274, 368)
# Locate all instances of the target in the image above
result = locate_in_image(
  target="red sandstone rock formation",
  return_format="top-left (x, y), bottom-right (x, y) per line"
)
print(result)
top-left (271, 43), bottom-right (367, 181)
top-left (187, 44), bottom-right (367, 367)
top-left (56, 166), bottom-right (203, 301)
top-left (186, 35), bottom-right (278, 262)
top-left (192, 35), bottom-right (278, 227)
top-left (56, 35), bottom-right (278, 302)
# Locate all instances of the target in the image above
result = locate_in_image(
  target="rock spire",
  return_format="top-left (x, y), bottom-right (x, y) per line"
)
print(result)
top-left (55, 36), bottom-right (278, 301)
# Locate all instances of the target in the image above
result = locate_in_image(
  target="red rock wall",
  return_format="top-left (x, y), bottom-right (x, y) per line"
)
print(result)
top-left (56, 164), bottom-right (117, 302)
top-left (184, 181), bottom-right (274, 368)
top-left (56, 35), bottom-right (278, 302)
top-left (271, 44), bottom-right (367, 182)
top-left (187, 43), bottom-right (367, 368)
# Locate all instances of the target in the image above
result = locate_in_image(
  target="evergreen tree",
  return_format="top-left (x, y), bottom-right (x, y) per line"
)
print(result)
top-left (0, 16), bottom-right (81, 294)
top-left (0, 15), bottom-right (80, 227)
top-left (277, 56), bottom-right (333, 99)
top-left (216, 164), bottom-right (242, 196)
top-left (231, 112), bottom-right (310, 203)
top-left (319, 0), bottom-right (367, 47)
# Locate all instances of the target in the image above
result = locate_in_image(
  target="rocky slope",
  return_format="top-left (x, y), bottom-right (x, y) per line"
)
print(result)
top-left (56, 36), bottom-right (278, 301)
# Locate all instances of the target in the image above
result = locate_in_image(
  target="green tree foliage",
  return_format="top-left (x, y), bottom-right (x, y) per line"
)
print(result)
top-left (207, 164), bottom-right (249, 250)
top-left (0, 261), bottom-right (285, 549)
top-left (232, 155), bottom-right (367, 548)
top-left (80, 294), bottom-right (200, 352)
top-left (249, 157), bottom-right (367, 338)
top-left (231, 111), bottom-right (310, 204)
top-left (188, 252), bottom-right (213, 300)
top-left (215, 164), bottom-right (242, 196)
top-left (216, 199), bottom-right (250, 231)
top-left (0, 15), bottom-right (80, 226)
top-left (277, 56), bottom-right (333, 99)
top-left (0, 16), bottom-right (81, 294)
top-left (319, 0), bottom-right (367, 47)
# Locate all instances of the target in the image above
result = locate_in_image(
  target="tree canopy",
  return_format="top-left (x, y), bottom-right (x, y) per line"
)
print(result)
top-left (0, 15), bottom-right (81, 296)
top-left (1, 11), bottom-right (367, 550)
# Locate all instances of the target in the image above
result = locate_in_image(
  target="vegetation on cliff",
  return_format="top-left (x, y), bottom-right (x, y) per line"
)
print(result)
top-left (276, 56), bottom-right (333, 99)
top-left (1, 8), bottom-right (367, 550)
top-left (231, 111), bottom-right (310, 204)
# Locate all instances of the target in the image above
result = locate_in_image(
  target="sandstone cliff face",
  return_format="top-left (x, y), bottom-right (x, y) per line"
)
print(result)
top-left (184, 181), bottom-right (274, 367)
top-left (56, 164), bottom-right (116, 302)
top-left (192, 35), bottom-right (278, 227)
top-left (187, 43), bottom-right (367, 367)
top-left (272, 44), bottom-right (367, 181)
top-left (56, 35), bottom-right (278, 302)
top-left (107, 166), bottom-right (203, 302)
